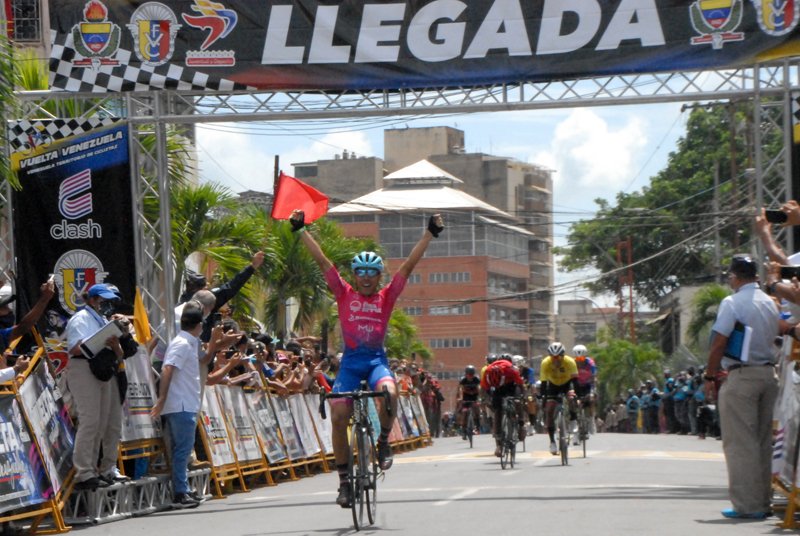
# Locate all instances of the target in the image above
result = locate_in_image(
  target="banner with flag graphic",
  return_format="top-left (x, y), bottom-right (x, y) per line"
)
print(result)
top-left (270, 172), bottom-right (330, 224)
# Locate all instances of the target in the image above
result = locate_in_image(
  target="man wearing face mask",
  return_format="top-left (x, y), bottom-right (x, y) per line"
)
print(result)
top-left (65, 283), bottom-right (127, 491)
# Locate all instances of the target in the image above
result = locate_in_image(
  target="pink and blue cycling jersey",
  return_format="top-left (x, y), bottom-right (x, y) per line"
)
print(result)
top-left (576, 357), bottom-right (597, 387)
top-left (324, 266), bottom-right (407, 357)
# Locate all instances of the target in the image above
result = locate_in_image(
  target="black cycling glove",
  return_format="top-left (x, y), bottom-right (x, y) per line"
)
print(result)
top-left (427, 215), bottom-right (444, 238)
top-left (290, 212), bottom-right (305, 232)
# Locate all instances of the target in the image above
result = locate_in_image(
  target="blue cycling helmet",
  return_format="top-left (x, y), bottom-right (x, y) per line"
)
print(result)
top-left (351, 251), bottom-right (384, 272)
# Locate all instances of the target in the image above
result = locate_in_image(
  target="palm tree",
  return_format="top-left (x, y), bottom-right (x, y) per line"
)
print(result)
top-left (590, 334), bottom-right (665, 408)
top-left (165, 182), bottom-right (269, 302)
top-left (687, 284), bottom-right (731, 347)
top-left (1, 38), bottom-right (17, 188)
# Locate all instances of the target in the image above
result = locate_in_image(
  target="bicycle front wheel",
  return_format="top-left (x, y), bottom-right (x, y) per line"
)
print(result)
top-left (558, 412), bottom-right (568, 466)
top-left (499, 414), bottom-right (509, 469)
top-left (467, 411), bottom-right (474, 449)
top-left (363, 427), bottom-right (378, 525)
top-left (506, 413), bottom-right (516, 469)
top-left (349, 426), bottom-right (365, 530)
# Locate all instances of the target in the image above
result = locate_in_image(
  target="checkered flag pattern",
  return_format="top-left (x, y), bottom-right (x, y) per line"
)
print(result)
top-left (792, 91), bottom-right (800, 143)
top-left (7, 117), bottom-right (121, 154)
top-left (48, 30), bottom-right (253, 93)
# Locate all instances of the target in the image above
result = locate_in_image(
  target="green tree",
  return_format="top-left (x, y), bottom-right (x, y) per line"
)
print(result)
top-left (556, 105), bottom-right (777, 306)
top-left (0, 38), bottom-right (15, 188)
top-left (590, 334), bottom-right (665, 408)
top-left (385, 309), bottom-right (432, 362)
top-left (687, 283), bottom-right (731, 350)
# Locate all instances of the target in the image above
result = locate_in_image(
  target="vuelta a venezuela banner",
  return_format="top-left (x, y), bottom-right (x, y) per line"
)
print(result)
top-left (9, 120), bottom-right (136, 374)
top-left (0, 394), bottom-right (50, 514)
top-left (46, 0), bottom-right (800, 92)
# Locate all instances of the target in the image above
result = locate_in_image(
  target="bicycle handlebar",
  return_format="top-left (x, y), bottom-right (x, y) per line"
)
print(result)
top-left (319, 385), bottom-right (393, 420)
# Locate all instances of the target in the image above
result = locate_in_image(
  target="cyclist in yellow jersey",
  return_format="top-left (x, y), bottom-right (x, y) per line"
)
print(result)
top-left (541, 342), bottom-right (579, 455)
top-left (480, 354), bottom-right (497, 382)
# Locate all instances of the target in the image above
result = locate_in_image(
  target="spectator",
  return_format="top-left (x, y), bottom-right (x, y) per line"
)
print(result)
top-left (643, 380), bottom-right (660, 434)
top-left (150, 301), bottom-right (206, 509)
top-left (0, 280), bottom-right (55, 353)
top-left (662, 371), bottom-right (679, 433)
top-left (705, 254), bottom-right (779, 519)
top-left (686, 366), bottom-right (699, 435)
top-left (625, 389), bottom-right (640, 433)
top-left (65, 283), bottom-right (127, 490)
top-left (148, 290), bottom-right (217, 373)
top-left (674, 374), bottom-right (691, 434)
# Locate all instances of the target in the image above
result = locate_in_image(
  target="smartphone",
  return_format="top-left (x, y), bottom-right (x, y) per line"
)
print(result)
top-left (291, 361), bottom-right (298, 370)
top-left (765, 209), bottom-right (789, 224)
top-left (213, 313), bottom-right (223, 327)
top-left (781, 265), bottom-right (800, 280)
top-left (225, 349), bottom-right (236, 360)
top-left (5, 354), bottom-right (17, 367)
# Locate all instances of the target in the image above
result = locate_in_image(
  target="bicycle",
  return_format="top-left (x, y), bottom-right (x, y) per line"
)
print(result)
top-left (459, 401), bottom-right (477, 448)
top-left (576, 401), bottom-right (589, 458)
top-left (499, 396), bottom-right (520, 470)
top-left (19, 127), bottom-right (52, 156)
top-left (320, 381), bottom-right (391, 531)
top-left (554, 394), bottom-right (569, 466)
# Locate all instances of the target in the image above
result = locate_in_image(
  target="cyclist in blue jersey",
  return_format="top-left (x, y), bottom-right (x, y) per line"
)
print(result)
top-left (291, 209), bottom-right (444, 507)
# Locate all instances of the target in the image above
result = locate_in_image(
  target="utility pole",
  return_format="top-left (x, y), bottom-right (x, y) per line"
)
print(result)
top-left (617, 236), bottom-right (636, 344)
top-left (714, 160), bottom-right (721, 284)
top-left (728, 102), bottom-right (740, 250)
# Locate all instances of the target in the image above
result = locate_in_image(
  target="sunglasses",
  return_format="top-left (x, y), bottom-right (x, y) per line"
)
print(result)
top-left (354, 268), bottom-right (380, 277)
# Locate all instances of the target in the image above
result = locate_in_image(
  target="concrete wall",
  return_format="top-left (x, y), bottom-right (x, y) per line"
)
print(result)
top-left (384, 127), bottom-right (464, 173)
top-left (292, 157), bottom-right (383, 202)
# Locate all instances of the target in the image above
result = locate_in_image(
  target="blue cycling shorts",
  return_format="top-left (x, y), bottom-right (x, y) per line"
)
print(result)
top-left (331, 352), bottom-right (395, 403)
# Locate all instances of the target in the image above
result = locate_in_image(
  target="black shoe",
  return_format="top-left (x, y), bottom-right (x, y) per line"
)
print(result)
top-left (189, 491), bottom-right (207, 504)
top-left (172, 493), bottom-right (200, 509)
top-left (74, 477), bottom-right (109, 491)
top-left (377, 441), bottom-right (393, 471)
top-left (336, 484), bottom-right (351, 508)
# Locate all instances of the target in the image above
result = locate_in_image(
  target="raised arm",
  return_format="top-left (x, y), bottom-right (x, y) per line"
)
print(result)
top-left (10, 280), bottom-right (55, 341)
top-left (290, 210), bottom-right (333, 273)
top-left (756, 211), bottom-right (790, 265)
top-left (398, 214), bottom-right (443, 279)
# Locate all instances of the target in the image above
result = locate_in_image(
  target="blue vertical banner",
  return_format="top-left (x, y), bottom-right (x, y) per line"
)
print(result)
top-left (9, 120), bottom-right (136, 374)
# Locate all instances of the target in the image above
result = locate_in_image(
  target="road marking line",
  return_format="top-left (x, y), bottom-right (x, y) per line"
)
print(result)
top-left (434, 487), bottom-right (479, 506)
top-left (533, 458), bottom-right (551, 466)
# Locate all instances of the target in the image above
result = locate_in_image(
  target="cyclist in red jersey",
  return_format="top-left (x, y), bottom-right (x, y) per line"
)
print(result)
top-left (480, 354), bottom-right (526, 457)
top-left (291, 209), bottom-right (444, 507)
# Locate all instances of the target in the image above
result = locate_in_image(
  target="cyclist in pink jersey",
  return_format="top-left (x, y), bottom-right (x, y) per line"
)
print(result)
top-left (291, 209), bottom-right (444, 508)
top-left (573, 344), bottom-right (598, 435)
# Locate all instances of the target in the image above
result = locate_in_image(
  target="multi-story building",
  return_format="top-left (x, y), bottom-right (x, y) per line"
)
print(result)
top-left (294, 126), bottom-right (555, 356)
top-left (328, 160), bottom-right (534, 410)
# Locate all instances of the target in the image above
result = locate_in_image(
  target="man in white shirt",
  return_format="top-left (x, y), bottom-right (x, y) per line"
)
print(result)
top-left (151, 301), bottom-right (209, 508)
top-left (65, 283), bottom-right (126, 491)
top-left (705, 254), bottom-right (779, 519)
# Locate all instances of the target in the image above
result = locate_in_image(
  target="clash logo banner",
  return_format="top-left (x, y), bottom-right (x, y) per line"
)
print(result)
top-left (9, 121), bottom-right (135, 371)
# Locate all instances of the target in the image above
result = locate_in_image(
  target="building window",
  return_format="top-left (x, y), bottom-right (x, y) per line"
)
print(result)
top-left (294, 165), bottom-right (318, 179)
top-left (429, 273), bottom-right (449, 283)
top-left (431, 338), bottom-right (472, 348)
top-left (429, 304), bottom-right (471, 316)
top-left (451, 272), bottom-right (471, 282)
top-left (10, 0), bottom-right (41, 42)
top-left (403, 306), bottom-right (423, 316)
top-left (408, 273), bottom-right (421, 284)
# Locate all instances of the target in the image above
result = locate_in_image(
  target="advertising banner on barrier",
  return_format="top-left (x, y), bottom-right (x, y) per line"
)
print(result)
top-left (200, 386), bottom-right (236, 467)
top-left (120, 348), bottom-right (161, 442)
top-left (9, 120), bottom-right (135, 375)
top-left (218, 385), bottom-right (262, 463)
top-left (271, 396), bottom-right (304, 461)
top-left (399, 397), bottom-right (420, 438)
top-left (288, 394), bottom-right (321, 458)
top-left (411, 395), bottom-right (430, 435)
top-left (47, 0), bottom-right (800, 93)
top-left (773, 364), bottom-right (800, 484)
top-left (304, 394), bottom-right (333, 454)
top-left (249, 392), bottom-right (287, 464)
top-left (396, 398), bottom-right (412, 439)
top-left (0, 394), bottom-right (50, 513)
top-left (17, 360), bottom-right (75, 497)
top-left (367, 399), bottom-right (382, 444)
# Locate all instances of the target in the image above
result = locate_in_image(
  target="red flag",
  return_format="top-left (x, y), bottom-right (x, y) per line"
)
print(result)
top-left (270, 172), bottom-right (330, 223)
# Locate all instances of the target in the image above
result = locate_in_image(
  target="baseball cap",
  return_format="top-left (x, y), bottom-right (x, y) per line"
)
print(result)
top-left (730, 254), bottom-right (757, 278)
top-left (185, 272), bottom-right (207, 288)
top-left (87, 283), bottom-right (120, 299)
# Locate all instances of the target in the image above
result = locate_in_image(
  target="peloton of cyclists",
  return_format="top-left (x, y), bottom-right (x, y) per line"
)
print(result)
top-left (541, 342), bottom-right (580, 455)
top-left (480, 353), bottom-right (527, 457)
top-left (572, 344), bottom-right (597, 440)
top-left (456, 365), bottom-right (481, 439)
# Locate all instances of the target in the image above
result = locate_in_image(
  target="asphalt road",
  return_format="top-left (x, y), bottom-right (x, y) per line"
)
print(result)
top-left (76, 432), bottom-right (787, 536)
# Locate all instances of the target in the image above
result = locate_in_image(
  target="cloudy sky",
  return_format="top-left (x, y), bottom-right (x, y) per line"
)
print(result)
top-left (194, 102), bottom-right (689, 307)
